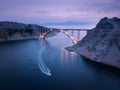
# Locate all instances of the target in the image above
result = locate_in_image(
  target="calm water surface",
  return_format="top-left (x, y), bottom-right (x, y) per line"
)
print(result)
top-left (0, 32), bottom-right (120, 90)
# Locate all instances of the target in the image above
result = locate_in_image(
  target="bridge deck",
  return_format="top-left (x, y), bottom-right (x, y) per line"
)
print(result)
top-left (61, 29), bottom-right (91, 31)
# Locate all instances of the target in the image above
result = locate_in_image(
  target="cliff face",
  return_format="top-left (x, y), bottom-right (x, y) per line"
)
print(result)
top-left (66, 17), bottom-right (120, 68)
top-left (0, 21), bottom-right (54, 41)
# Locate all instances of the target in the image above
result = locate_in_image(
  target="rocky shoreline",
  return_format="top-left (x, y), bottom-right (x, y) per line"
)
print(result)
top-left (0, 21), bottom-right (58, 42)
top-left (66, 17), bottom-right (120, 68)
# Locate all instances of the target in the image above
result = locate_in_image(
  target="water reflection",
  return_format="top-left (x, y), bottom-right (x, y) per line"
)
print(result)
top-left (70, 52), bottom-right (74, 63)
top-left (60, 49), bottom-right (76, 65)
top-left (37, 30), bottom-right (87, 76)
top-left (0, 31), bottom-right (120, 89)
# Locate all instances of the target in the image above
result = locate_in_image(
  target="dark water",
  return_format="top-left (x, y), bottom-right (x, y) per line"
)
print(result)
top-left (0, 32), bottom-right (120, 90)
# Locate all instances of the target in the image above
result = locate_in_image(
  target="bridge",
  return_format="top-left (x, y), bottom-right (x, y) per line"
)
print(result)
top-left (62, 29), bottom-right (90, 31)
top-left (39, 28), bottom-right (53, 39)
top-left (39, 28), bottom-right (91, 44)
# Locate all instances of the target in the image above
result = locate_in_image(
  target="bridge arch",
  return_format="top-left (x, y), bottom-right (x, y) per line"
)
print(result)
top-left (43, 29), bottom-right (53, 39)
top-left (39, 29), bottom-right (52, 39)
top-left (39, 29), bottom-right (77, 44)
top-left (60, 29), bottom-right (77, 44)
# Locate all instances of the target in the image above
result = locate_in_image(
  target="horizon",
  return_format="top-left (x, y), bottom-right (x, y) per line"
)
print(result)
top-left (0, 0), bottom-right (120, 29)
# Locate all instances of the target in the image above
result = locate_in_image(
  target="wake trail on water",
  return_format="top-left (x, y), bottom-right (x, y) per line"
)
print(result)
top-left (38, 41), bottom-right (51, 76)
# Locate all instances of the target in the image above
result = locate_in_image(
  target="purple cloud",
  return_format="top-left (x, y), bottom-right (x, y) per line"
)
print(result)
top-left (0, 0), bottom-right (119, 28)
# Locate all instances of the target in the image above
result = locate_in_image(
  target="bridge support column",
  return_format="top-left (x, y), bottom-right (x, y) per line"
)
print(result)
top-left (71, 30), bottom-right (73, 37)
top-left (77, 30), bottom-right (80, 41)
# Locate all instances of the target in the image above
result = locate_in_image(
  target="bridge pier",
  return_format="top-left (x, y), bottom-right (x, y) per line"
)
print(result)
top-left (71, 30), bottom-right (74, 37)
top-left (77, 30), bottom-right (80, 41)
top-left (60, 29), bottom-right (88, 44)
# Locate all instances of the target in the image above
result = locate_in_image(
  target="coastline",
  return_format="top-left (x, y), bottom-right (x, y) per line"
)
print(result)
top-left (0, 37), bottom-right (39, 42)
top-left (66, 46), bottom-right (120, 69)
top-left (66, 17), bottom-right (120, 69)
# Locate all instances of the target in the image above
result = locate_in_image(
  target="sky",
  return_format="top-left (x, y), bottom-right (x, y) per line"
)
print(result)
top-left (0, 0), bottom-right (120, 29)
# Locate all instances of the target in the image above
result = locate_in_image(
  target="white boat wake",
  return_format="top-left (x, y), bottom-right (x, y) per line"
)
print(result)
top-left (38, 41), bottom-right (51, 76)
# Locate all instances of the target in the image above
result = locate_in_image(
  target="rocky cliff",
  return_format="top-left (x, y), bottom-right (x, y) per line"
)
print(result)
top-left (0, 21), bottom-right (57, 41)
top-left (66, 17), bottom-right (120, 68)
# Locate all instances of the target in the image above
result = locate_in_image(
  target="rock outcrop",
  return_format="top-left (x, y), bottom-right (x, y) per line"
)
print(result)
top-left (66, 17), bottom-right (120, 68)
top-left (0, 21), bottom-right (57, 41)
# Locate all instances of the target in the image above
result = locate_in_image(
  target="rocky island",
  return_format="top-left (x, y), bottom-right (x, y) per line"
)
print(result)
top-left (66, 17), bottom-right (120, 68)
top-left (0, 21), bottom-right (57, 41)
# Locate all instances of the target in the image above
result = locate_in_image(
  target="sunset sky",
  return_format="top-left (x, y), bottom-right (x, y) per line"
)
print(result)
top-left (0, 0), bottom-right (120, 29)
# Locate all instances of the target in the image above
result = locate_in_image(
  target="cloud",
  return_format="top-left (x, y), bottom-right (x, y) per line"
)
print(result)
top-left (0, 0), bottom-right (119, 28)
